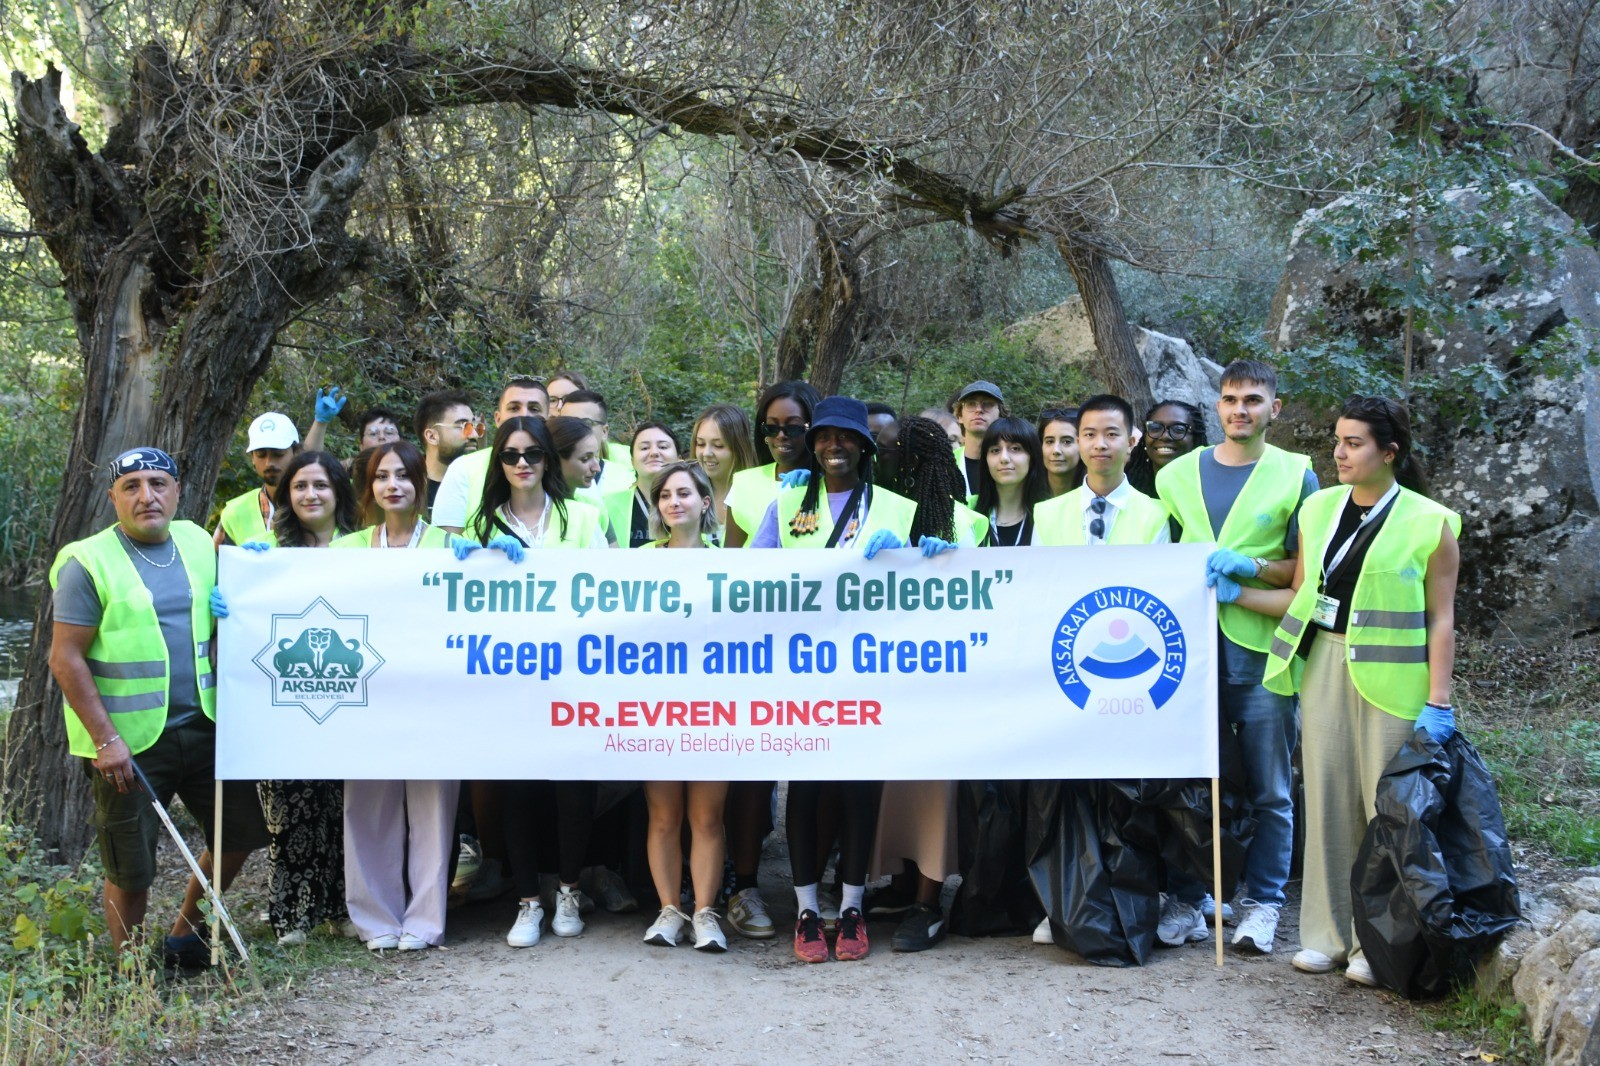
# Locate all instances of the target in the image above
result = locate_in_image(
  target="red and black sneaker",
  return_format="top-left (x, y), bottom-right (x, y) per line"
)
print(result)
top-left (834, 906), bottom-right (870, 961)
top-left (793, 909), bottom-right (828, 963)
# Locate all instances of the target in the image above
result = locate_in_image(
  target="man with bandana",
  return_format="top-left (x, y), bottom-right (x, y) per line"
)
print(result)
top-left (49, 447), bottom-right (267, 968)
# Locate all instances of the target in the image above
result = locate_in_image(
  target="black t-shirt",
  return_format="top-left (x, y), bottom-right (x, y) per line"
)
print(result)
top-left (986, 518), bottom-right (1032, 547)
top-left (963, 454), bottom-right (983, 493)
top-left (628, 491), bottom-right (652, 549)
top-left (1316, 496), bottom-right (1386, 634)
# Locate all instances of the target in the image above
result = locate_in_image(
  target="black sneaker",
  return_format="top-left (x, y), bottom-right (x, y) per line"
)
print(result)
top-left (890, 903), bottom-right (947, 953)
top-left (865, 878), bottom-right (918, 916)
top-left (162, 930), bottom-right (211, 971)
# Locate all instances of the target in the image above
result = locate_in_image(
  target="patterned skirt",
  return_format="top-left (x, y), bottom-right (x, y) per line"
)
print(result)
top-left (257, 779), bottom-right (346, 935)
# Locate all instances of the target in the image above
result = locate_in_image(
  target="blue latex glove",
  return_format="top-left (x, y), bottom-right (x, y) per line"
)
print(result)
top-left (1206, 548), bottom-right (1258, 582)
top-left (451, 539), bottom-right (480, 561)
top-left (1213, 574), bottom-right (1241, 604)
top-left (779, 469), bottom-right (811, 489)
top-left (241, 540), bottom-right (272, 553)
top-left (862, 529), bottom-right (903, 559)
top-left (918, 535), bottom-right (956, 558)
top-left (209, 587), bottom-right (229, 618)
top-left (1415, 704), bottom-right (1456, 745)
top-left (314, 386), bottom-right (347, 424)
top-left (486, 534), bottom-right (526, 564)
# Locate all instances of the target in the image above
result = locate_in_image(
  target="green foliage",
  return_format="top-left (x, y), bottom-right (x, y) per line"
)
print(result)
top-left (0, 217), bottom-right (81, 583)
top-left (1423, 986), bottom-right (1539, 1065)
top-left (846, 327), bottom-right (1099, 419)
top-left (1271, 54), bottom-right (1597, 424)
top-left (1457, 638), bottom-right (1600, 865)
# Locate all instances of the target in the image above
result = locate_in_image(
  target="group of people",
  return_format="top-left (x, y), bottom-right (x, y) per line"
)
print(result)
top-left (51, 359), bottom-right (1460, 986)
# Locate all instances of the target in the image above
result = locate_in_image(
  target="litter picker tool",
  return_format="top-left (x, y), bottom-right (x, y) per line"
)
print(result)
top-left (128, 760), bottom-right (254, 971)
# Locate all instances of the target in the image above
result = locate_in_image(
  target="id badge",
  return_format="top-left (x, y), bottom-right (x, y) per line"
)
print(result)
top-left (1312, 594), bottom-right (1340, 629)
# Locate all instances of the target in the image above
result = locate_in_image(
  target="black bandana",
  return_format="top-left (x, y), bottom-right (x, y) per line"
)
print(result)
top-left (109, 447), bottom-right (179, 482)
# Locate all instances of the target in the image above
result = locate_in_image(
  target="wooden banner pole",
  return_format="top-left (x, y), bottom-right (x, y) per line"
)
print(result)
top-left (1212, 775), bottom-right (1224, 968)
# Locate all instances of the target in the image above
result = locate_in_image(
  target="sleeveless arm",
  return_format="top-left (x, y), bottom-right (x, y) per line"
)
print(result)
top-left (1423, 520), bottom-right (1459, 708)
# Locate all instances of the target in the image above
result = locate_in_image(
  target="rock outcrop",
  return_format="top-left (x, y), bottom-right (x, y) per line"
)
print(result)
top-left (1482, 873), bottom-right (1600, 1065)
top-left (1266, 184), bottom-right (1600, 638)
top-left (1006, 296), bottom-right (1226, 442)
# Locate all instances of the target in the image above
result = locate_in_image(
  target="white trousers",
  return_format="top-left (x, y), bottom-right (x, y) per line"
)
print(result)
top-left (344, 779), bottom-right (459, 944)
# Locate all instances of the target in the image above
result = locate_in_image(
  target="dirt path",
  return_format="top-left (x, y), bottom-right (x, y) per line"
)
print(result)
top-left (192, 853), bottom-right (1480, 1066)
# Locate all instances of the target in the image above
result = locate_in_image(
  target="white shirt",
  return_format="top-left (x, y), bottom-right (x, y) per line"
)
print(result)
top-left (1081, 476), bottom-right (1171, 546)
top-left (430, 449), bottom-right (491, 529)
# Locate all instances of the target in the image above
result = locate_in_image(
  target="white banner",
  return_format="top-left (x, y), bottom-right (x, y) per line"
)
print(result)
top-left (215, 544), bottom-right (1218, 780)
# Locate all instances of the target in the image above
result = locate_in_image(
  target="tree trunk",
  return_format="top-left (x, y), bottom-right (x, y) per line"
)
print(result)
top-left (3, 67), bottom-right (375, 860)
top-left (775, 220), bottom-right (865, 395)
top-left (1057, 238), bottom-right (1152, 413)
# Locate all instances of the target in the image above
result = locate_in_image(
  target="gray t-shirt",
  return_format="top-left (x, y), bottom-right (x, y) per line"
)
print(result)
top-left (1198, 450), bottom-right (1318, 686)
top-left (53, 530), bottom-right (202, 725)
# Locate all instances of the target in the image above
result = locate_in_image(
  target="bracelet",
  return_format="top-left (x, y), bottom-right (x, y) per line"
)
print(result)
top-left (1424, 702), bottom-right (1453, 711)
top-left (96, 735), bottom-right (123, 752)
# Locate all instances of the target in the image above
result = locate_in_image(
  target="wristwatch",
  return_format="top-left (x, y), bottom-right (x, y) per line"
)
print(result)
top-left (1252, 557), bottom-right (1270, 579)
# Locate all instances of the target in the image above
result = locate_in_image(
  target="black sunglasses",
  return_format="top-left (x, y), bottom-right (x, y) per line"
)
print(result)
top-left (1144, 420), bottom-right (1193, 441)
top-left (761, 423), bottom-right (808, 439)
top-left (1089, 495), bottom-right (1108, 539)
top-left (498, 448), bottom-right (546, 467)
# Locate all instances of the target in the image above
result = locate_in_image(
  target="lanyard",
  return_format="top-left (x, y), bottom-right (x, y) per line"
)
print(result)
top-left (988, 508), bottom-right (1031, 547)
top-left (258, 488), bottom-right (274, 531)
top-left (378, 518), bottom-right (428, 548)
top-left (1319, 482), bottom-right (1400, 585)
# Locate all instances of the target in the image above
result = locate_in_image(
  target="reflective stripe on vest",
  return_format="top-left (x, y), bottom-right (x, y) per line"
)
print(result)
top-left (1156, 444), bottom-right (1312, 652)
top-left (48, 521), bottom-right (217, 758)
top-left (1034, 484), bottom-right (1170, 546)
top-left (1262, 486), bottom-right (1460, 718)
top-left (776, 484), bottom-right (916, 549)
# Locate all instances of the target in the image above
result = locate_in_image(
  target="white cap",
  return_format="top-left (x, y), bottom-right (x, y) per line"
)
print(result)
top-left (246, 413), bottom-right (300, 452)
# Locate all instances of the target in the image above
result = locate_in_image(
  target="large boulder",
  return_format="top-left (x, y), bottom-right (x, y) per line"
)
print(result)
top-left (1266, 183), bottom-right (1600, 638)
top-left (1006, 296), bottom-right (1226, 441)
top-left (1512, 908), bottom-right (1600, 1065)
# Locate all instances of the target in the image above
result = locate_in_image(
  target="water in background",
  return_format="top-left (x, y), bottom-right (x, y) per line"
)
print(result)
top-left (0, 585), bottom-right (37, 682)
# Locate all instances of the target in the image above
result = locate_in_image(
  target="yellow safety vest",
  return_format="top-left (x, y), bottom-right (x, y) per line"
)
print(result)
top-left (1156, 444), bottom-right (1312, 652)
top-left (1034, 483), bottom-right (1170, 546)
top-left (49, 521), bottom-right (217, 758)
top-left (725, 464), bottom-right (778, 544)
top-left (330, 523), bottom-right (458, 550)
top-left (463, 498), bottom-right (608, 550)
top-left (1264, 486), bottom-right (1460, 718)
top-left (776, 484), bottom-right (916, 549)
top-left (218, 487), bottom-right (270, 546)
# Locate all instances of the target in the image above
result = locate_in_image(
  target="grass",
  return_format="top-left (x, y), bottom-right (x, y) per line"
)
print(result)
top-left (0, 810), bottom-right (379, 1065)
top-left (1423, 986), bottom-right (1542, 1065)
top-left (1456, 635), bottom-right (1600, 865)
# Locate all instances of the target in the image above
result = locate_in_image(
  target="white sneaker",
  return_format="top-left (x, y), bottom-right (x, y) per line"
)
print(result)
top-left (727, 888), bottom-right (776, 939)
top-left (506, 900), bottom-right (544, 948)
top-left (552, 885), bottom-right (585, 937)
top-left (644, 905), bottom-right (688, 947)
top-left (1200, 893), bottom-right (1236, 924)
top-left (1156, 897), bottom-right (1208, 946)
top-left (1231, 899), bottom-right (1281, 954)
top-left (1344, 956), bottom-right (1378, 987)
top-left (365, 933), bottom-right (400, 951)
top-left (1033, 916), bottom-right (1053, 945)
top-left (277, 929), bottom-right (308, 947)
top-left (693, 908), bottom-right (728, 952)
top-left (1292, 948), bottom-right (1338, 974)
top-left (397, 933), bottom-right (430, 951)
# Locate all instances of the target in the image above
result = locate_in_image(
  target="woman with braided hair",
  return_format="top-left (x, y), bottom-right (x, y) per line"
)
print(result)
top-left (749, 396), bottom-right (957, 962)
top-left (893, 415), bottom-right (990, 546)
top-left (1127, 399), bottom-right (1208, 498)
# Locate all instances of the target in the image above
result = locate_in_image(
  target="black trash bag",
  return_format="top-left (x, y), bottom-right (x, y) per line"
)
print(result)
top-left (1352, 730), bottom-right (1521, 999)
top-left (1027, 780), bottom-right (1161, 966)
top-left (951, 780), bottom-right (1044, 937)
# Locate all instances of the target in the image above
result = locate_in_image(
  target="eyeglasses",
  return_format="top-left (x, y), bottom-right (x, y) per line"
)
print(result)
top-left (1089, 496), bottom-right (1107, 540)
top-left (1143, 421), bottom-right (1192, 441)
top-left (434, 418), bottom-right (486, 439)
top-left (498, 448), bottom-right (545, 467)
top-left (761, 423), bottom-right (808, 439)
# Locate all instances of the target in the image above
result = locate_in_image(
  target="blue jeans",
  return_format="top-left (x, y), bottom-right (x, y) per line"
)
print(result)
top-left (1172, 681), bottom-right (1298, 907)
